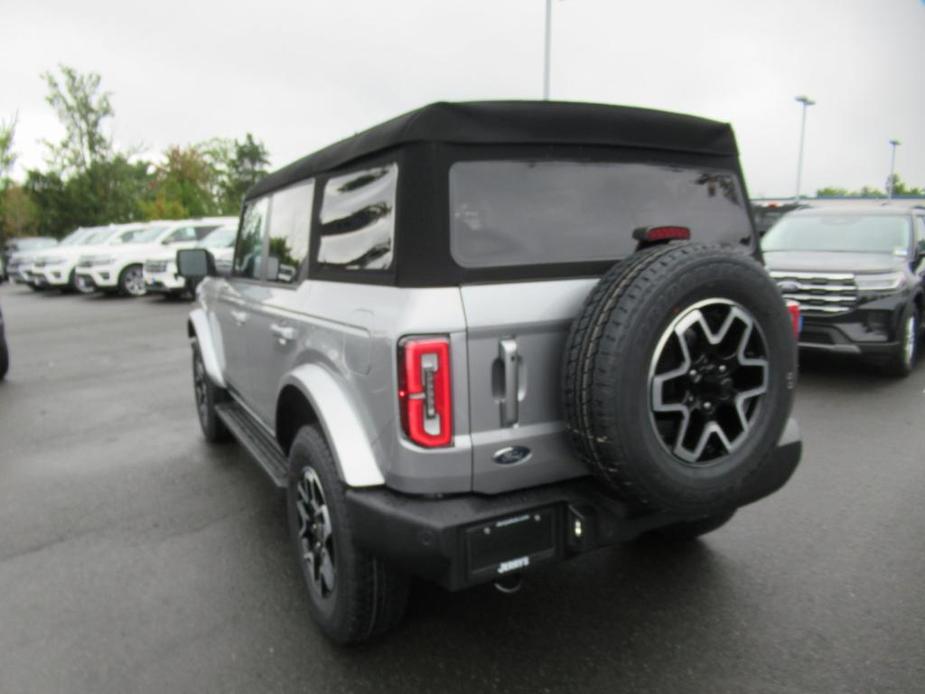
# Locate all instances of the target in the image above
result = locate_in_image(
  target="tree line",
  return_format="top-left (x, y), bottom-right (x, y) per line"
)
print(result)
top-left (0, 65), bottom-right (270, 241)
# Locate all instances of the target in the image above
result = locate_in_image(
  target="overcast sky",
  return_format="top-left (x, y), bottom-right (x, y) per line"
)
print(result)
top-left (2, 0), bottom-right (923, 197)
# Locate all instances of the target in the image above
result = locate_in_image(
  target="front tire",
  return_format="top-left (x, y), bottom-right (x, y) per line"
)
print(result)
top-left (118, 264), bottom-right (147, 297)
top-left (287, 425), bottom-right (409, 644)
top-left (192, 340), bottom-right (230, 442)
top-left (882, 306), bottom-right (918, 378)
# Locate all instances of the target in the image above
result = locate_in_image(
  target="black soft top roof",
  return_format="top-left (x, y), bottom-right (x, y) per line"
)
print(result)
top-left (246, 100), bottom-right (738, 200)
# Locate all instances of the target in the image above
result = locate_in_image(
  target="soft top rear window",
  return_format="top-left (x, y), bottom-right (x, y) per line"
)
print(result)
top-left (449, 160), bottom-right (751, 268)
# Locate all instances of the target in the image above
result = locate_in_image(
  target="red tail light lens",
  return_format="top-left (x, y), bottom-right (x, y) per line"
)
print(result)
top-left (633, 225), bottom-right (691, 243)
top-left (786, 300), bottom-right (802, 337)
top-left (398, 336), bottom-right (453, 447)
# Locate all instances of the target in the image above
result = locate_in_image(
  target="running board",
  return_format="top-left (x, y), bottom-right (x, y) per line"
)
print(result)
top-left (215, 401), bottom-right (288, 488)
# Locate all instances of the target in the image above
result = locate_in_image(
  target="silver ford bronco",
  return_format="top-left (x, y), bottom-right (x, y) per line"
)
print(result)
top-left (178, 101), bottom-right (802, 644)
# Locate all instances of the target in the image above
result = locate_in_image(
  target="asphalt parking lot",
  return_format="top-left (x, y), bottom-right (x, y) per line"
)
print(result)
top-left (1, 283), bottom-right (924, 694)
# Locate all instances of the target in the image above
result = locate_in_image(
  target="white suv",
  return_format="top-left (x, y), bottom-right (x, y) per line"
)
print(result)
top-left (32, 224), bottom-right (148, 292)
top-left (76, 218), bottom-right (234, 296)
top-left (144, 222), bottom-right (237, 297)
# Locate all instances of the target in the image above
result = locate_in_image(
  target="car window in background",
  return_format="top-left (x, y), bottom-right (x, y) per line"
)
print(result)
top-left (163, 226), bottom-right (198, 244)
top-left (59, 229), bottom-right (97, 246)
top-left (199, 226), bottom-right (237, 248)
top-left (762, 214), bottom-right (912, 254)
top-left (83, 228), bottom-right (120, 245)
top-left (233, 198), bottom-right (269, 280)
top-left (126, 226), bottom-right (169, 244)
top-left (449, 161), bottom-right (751, 268)
top-left (14, 237), bottom-right (58, 250)
top-left (267, 180), bottom-right (314, 284)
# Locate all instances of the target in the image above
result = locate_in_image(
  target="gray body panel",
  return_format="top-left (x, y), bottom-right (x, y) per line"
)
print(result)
top-left (197, 271), bottom-right (601, 495)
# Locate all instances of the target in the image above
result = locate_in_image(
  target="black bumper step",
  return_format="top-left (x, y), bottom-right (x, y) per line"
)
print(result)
top-left (215, 401), bottom-right (288, 488)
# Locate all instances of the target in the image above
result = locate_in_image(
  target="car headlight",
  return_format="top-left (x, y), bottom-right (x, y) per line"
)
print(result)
top-left (87, 256), bottom-right (115, 267)
top-left (855, 271), bottom-right (906, 292)
top-left (45, 257), bottom-right (68, 266)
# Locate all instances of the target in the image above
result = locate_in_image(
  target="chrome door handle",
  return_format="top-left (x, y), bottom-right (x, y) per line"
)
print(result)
top-left (270, 323), bottom-right (296, 343)
top-left (499, 338), bottom-right (519, 427)
top-left (230, 309), bottom-right (248, 325)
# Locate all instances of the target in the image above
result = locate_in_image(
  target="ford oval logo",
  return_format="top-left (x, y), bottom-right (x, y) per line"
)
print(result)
top-left (778, 280), bottom-right (800, 293)
top-left (493, 446), bottom-right (532, 465)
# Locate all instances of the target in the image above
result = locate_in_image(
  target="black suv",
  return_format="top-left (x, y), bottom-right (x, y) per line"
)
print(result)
top-left (763, 205), bottom-right (925, 376)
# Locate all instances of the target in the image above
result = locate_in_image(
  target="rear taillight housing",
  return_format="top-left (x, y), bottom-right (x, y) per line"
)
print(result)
top-left (398, 336), bottom-right (453, 447)
top-left (632, 225), bottom-right (691, 243)
top-left (786, 300), bottom-right (802, 338)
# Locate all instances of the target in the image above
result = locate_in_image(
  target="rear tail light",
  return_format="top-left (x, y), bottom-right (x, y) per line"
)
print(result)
top-left (398, 336), bottom-right (453, 447)
top-left (786, 300), bottom-right (802, 337)
top-left (632, 225), bottom-right (691, 243)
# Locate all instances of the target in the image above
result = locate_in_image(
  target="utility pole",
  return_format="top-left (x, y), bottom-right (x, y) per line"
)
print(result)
top-left (543, 0), bottom-right (552, 100)
top-left (887, 139), bottom-right (900, 199)
top-left (794, 95), bottom-right (815, 202)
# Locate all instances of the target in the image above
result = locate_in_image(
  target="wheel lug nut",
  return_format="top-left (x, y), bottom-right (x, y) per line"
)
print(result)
top-left (718, 365), bottom-right (727, 374)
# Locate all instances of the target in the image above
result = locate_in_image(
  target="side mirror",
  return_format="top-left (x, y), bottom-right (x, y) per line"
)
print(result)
top-left (177, 248), bottom-right (215, 279)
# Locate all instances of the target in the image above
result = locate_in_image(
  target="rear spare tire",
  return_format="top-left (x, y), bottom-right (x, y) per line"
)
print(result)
top-left (563, 243), bottom-right (796, 515)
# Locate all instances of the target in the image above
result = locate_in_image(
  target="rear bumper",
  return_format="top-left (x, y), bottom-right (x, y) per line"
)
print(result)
top-left (346, 419), bottom-right (801, 591)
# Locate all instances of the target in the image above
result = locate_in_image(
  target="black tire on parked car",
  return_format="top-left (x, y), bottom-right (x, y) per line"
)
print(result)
top-left (287, 425), bottom-right (409, 645)
top-left (0, 340), bottom-right (8, 380)
top-left (563, 242), bottom-right (797, 515)
top-left (191, 339), bottom-right (231, 443)
top-left (882, 304), bottom-right (919, 378)
top-left (118, 263), bottom-right (147, 297)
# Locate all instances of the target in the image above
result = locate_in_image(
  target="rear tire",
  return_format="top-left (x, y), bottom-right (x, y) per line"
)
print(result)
top-left (287, 425), bottom-right (409, 644)
top-left (192, 340), bottom-right (231, 443)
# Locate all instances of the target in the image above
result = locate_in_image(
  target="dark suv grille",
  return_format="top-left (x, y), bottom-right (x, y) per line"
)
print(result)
top-left (770, 271), bottom-right (858, 316)
top-left (145, 260), bottom-right (169, 273)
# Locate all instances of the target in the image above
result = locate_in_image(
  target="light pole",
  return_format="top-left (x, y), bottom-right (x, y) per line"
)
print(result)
top-left (543, 0), bottom-right (552, 100)
top-left (887, 139), bottom-right (900, 199)
top-left (794, 95), bottom-right (815, 202)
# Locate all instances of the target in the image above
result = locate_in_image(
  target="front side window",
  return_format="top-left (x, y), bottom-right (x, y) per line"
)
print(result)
top-left (233, 198), bottom-right (269, 279)
top-left (318, 163), bottom-right (397, 271)
top-left (267, 180), bottom-right (314, 284)
top-left (449, 160), bottom-right (751, 268)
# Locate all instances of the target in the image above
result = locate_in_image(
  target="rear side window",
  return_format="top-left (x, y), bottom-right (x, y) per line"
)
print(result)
top-left (449, 160), bottom-right (752, 268)
top-left (233, 198), bottom-right (269, 280)
top-left (317, 163), bottom-right (397, 270)
top-left (267, 180), bottom-right (314, 285)
top-left (164, 226), bottom-right (198, 244)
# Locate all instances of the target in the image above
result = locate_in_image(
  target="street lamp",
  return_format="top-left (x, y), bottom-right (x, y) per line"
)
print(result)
top-left (543, 0), bottom-right (552, 99)
top-left (794, 95), bottom-right (815, 202)
top-left (887, 139), bottom-right (901, 200)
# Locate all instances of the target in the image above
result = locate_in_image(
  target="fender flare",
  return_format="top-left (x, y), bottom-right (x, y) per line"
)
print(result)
top-left (283, 364), bottom-right (385, 487)
top-left (188, 308), bottom-right (226, 388)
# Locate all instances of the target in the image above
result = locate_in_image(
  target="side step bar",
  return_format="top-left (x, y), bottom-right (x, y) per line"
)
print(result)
top-left (215, 401), bottom-right (288, 488)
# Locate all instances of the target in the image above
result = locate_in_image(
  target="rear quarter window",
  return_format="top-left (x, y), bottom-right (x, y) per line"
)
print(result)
top-left (317, 163), bottom-right (397, 271)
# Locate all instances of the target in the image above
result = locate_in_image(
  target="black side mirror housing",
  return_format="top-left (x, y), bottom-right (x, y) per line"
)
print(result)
top-left (176, 248), bottom-right (215, 279)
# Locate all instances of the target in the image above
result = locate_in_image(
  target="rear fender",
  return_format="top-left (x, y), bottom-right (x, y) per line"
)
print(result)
top-left (283, 364), bottom-right (385, 487)
top-left (188, 308), bottom-right (225, 388)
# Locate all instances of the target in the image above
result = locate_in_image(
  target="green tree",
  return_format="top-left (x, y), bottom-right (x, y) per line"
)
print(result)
top-left (0, 114), bottom-right (16, 186)
top-left (42, 65), bottom-right (113, 174)
top-left (816, 186), bottom-right (848, 197)
top-left (218, 133), bottom-right (270, 214)
top-left (888, 174), bottom-right (924, 197)
top-left (141, 145), bottom-right (216, 220)
top-left (0, 185), bottom-right (39, 237)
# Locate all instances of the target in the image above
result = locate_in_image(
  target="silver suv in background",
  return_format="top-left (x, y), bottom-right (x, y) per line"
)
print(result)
top-left (179, 101), bottom-right (802, 643)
